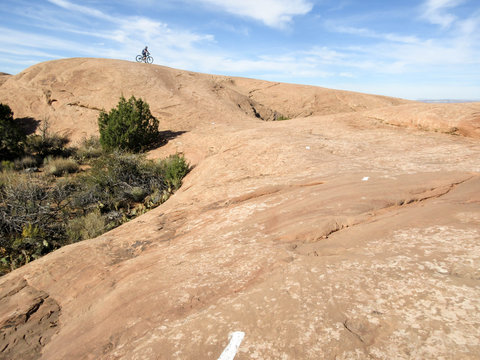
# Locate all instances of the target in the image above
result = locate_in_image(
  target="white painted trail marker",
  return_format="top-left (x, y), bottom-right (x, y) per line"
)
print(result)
top-left (217, 331), bottom-right (245, 360)
top-left (362, 177), bottom-right (369, 181)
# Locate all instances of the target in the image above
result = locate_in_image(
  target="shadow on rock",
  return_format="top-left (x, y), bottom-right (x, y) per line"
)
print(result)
top-left (16, 117), bottom-right (41, 136)
top-left (149, 130), bottom-right (187, 150)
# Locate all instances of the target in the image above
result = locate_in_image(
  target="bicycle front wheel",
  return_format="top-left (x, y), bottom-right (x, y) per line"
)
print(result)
top-left (135, 55), bottom-right (143, 62)
top-left (146, 56), bottom-right (154, 64)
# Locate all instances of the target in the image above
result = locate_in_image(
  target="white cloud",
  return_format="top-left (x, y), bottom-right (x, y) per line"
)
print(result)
top-left (47, 0), bottom-right (114, 21)
top-left (115, 17), bottom-right (214, 48)
top-left (0, 47), bottom-right (60, 59)
top-left (322, 4), bottom-right (480, 75)
top-left (0, 26), bottom-right (90, 53)
top-left (456, 10), bottom-right (480, 39)
top-left (421, 0), bottom-right (465, 27)
top-left (304, 47), bottom-right (347, 62)
top-left (326, 23), bottom-right (420, 44)
top-left (44, 0), bottom-right (215, 48)
top-left (208, 21), bottom-right (250, 36)
top-left (191, 0), bottom-right (313, 28)
top-left (333, 36), bottom-right (478, 74)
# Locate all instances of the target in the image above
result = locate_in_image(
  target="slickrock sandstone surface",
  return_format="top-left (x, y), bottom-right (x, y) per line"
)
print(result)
top-left (0, 73), bottom-right (10, 87)
top-left (1, 58), bottom-right (479, 359)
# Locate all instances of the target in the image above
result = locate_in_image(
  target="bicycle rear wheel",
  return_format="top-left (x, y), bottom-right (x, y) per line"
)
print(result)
top-left (135, 55), bottom-right (143, 62)
top-left (147, 56), bottom-right (154, 64)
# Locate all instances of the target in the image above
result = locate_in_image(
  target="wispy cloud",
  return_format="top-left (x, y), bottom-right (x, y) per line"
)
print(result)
top-left (456, 9), bottom-right (480, 39)
top-left (322, 1), bottom-right (480, 76)
top-left (304, 47), bottom-right (347, 62)
top-left (194, 52), bottom-right (334, 78)
top-left (421, 0), bottom-right (465, 27)
top-left (189, 0), bottom-right (314, 28)
top-left (0, 46), bottom-right (61, 59)
top-left (207, 20), bottom-right (250, 36)
top-left (0, 26), bottom-right (94, 54)
top-left (47, 0), bottom-right (114, 21)
top-left (326, 23), bottom-right (420, 44)
top-left (45, 0), bottom-right (214, 47)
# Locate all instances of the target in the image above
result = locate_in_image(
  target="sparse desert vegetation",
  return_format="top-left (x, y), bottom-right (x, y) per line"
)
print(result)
top-left (0, 100), bottom-right (189, 275)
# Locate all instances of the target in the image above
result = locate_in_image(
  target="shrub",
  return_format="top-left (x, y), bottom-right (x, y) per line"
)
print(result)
top-left (72, 152), bottom-right (190, 212)
top-left (98, 96), bottom-right (160, 152)
top-left (14, 156), bottom-right (38, 170)
top-left (74, 136), bottom-right (104, 162)
top-left (128, 186), bottom-right (147, 202)
top-left (25, 133), bottom-right (70, 158)
top-left (0, 172), bottom-right (76, 231)
top-left (23, 117), bottom-right (71, 159)
top-left (159, 154), bottom-right (190, 191)
top-left (73, 151), bottom-right (158, 212)
top-left (43, 157), bottom-right (79, 177)
top-left (0, 173), bottom-right (49, 236)
top-left (0, 173), bottom-right (75, 273)
top-left (0, 224), bottom-right (49, 274)
top-left (66, 210), bottom-right (106, 243)
top-left (13, 224), bottom-right (49, 261)
top-left (0, 103), bottom-right (26, 160)
top-left (0, 160), bottom-right (14, 171)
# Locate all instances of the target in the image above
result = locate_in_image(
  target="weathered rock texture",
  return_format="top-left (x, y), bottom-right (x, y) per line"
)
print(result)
top-left (0, 58), bottom-right (479, 359)
top-left (0, 73), bottom-right (10, 87)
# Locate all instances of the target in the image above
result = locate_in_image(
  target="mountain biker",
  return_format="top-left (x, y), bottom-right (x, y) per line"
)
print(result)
top-left (142, 46), bottom-right (149, 60)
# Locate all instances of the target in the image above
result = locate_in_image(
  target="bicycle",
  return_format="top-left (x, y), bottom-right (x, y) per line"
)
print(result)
top-left (136, 54), bottom-right (154, 64)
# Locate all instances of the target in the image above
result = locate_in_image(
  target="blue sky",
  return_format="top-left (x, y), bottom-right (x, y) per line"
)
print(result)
top-left (1, 0), bottom-right (479, 100)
